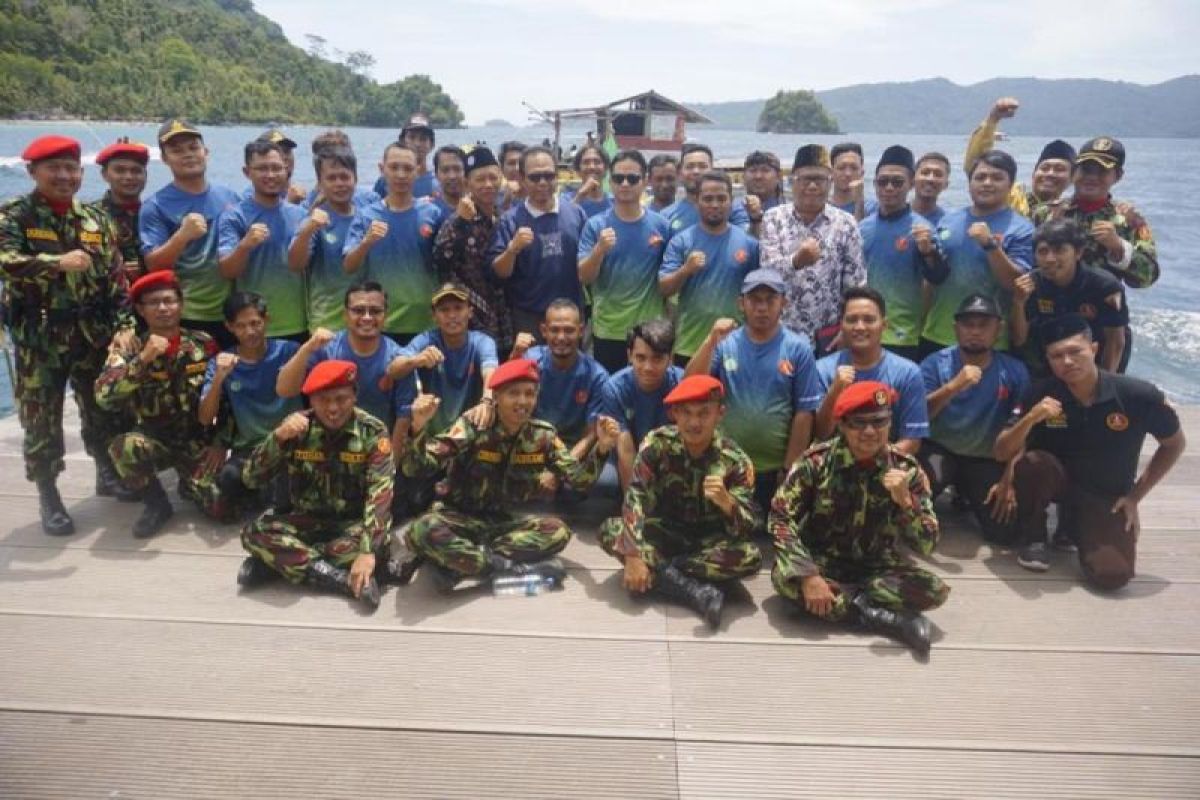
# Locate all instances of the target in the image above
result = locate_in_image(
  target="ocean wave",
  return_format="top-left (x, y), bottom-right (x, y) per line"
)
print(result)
top-left (1131, 309), bottom-right (1200, 401)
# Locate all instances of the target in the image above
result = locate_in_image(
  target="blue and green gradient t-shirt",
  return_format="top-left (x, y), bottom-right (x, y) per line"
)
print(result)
top-left (578, 208), bottom-right (670, 342)
top-left (401, 329), bottom-right (499, 435)
top-left (659, 225), bottom-right (759, 357)
top-left (216, 196), bottom-right (308, 337)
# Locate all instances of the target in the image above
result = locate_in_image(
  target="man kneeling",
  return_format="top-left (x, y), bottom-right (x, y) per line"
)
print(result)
top-left (600, 375), bottom-right (762, 629)
top-left (770, 381), bottom-right (948, 653)
top-left (397, 359), bottom-right (618, 592)
top-left (238, 360), bottom-right (394, 610)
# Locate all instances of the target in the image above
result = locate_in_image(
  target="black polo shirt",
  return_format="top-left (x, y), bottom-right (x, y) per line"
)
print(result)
top-left (1026, 266), bottom-right (1128, 353)
top-left (1011, 371), bottom-right (1180, 497)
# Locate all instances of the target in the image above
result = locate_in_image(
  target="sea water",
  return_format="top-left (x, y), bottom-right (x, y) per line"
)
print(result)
top-left (1, 121), bottom-right (1196, 415)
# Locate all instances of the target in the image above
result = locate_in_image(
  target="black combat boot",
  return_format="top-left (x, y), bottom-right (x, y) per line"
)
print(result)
top-left (486, 552), bottom-right (567, 584)
top-left (236, 556), bottom-right (278, 589)
top-left (36, 477), bottom-right (74, 536)
top-left (94, 458), bottom-right (142, 502)
top-left (306, 559), bottom-right (381, 610)
top-left (850, 593), bottom-right (931, 654)
top-left (653, 563), bottom-right (724, 629)
top-left (132, 478), bottom-right (173, 539)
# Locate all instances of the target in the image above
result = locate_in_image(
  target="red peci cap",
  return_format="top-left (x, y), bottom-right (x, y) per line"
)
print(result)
top-left (833, 380), bottom-right (897, 420)
top-left (22, 135), bottom-right (82, 163)
top-left (488, 358), bottom-right (539, 390)
top-left (96, 141), bottom-right (150, 166)
top-left (302, 360), bottom-right (358, 396)
top-left (664, 375), bottom-right (724, 406)
top-left (129, 271), bottom-right (180, 304)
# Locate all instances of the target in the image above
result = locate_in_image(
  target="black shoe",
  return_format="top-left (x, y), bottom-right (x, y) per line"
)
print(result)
top-left (851, 593), bottom-right (931, 654)
top-left (653, 563), bottom-right (724, 629)
top-left (429, 564), bottom-right (464, 594)
top-left (132, 479), bottom-right (173, 539)
top-left (95, 460), bottom-right (142, 502)
top-left (306, 559), bottom-right (381, 610)
top-left (381, 554), bottom-right (424, 586)
top-left (1017, 541), bottom-right (1051, 572)
top-left (487, 553), bottom-right (567, 584)
top-left (1050, 530), bottom-right (1078, 553)
top-left (36, 478), bottom-right (74, 537)
top-left (236, 556), bottom-right (278, 589)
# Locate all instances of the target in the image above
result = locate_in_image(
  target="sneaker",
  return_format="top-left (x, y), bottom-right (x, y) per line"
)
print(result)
top-left (1051, 530), bottom-right (1078, 552)
top-left (1017, 542), bottom-right (1051, 572)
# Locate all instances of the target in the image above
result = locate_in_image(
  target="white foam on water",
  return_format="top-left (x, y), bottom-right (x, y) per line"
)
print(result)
top-left (1131, 309), bottom-right (1200, 401)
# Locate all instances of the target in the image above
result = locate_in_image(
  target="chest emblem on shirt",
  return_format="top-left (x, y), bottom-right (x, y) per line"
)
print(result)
top-left (649, 233), bottom-right (663, 247)
top-left (997, 385), bottom-right (1009, 401)
top-left (1078, 303), bottom-right (1097, 320)
top-left (777, 359), bottom-right (794, 377)
top-left (734, 248), bottom-right (749, 264)
top-left (1046, 412), bottom-right (1068, 429)
top-left (419, 223), bottom-right (434, 238)
top-left (722, 355), bottom-right (738, 373)
top-left (1037, 298), bottom-right (1055, 314)
top-left (574, 389), bottom-right (589, 405)
top-left (1106, 412), bottom-right (1129, 432)
top-left (939, 229), bottom-right (951, 240)
top-left (894, 236), bottom-right (909, 252)
top-left (324, 232), bottom-right (338, 244)
top-left (229, 381), bottom-right (242, 393)
top-left (26, 227), bottom-right (58, 242)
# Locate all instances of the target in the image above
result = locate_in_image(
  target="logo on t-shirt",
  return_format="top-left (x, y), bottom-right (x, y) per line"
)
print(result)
top-left (648, 233), bottom-right (664, 247)
top-left (777, 359), bottom-right (794, 377)
top-left (734, 249), bottom-right (748, 264)
top-left (419, 223), bottom-right (434, 238)
top-left (229, 380), bottom-right (242, 393)
top-left (997, 385), bottom-right (1009, 401)
top-left (1037, 298), bottom-right (1055, 314)
top-left (1106, 412), bottom-right (1129, 432)
top-left (574, 389), bottom-right (588, 405)
top-left (722, 355), bottom-right (738, 373)
top-left (1046, 412), bottom-right (1068, 429)
top-left (894, 236), bottom-right (909, 252)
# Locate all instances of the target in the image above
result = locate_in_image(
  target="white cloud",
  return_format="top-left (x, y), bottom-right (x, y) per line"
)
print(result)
top-left (252, 0), bottom-right (1200, 124)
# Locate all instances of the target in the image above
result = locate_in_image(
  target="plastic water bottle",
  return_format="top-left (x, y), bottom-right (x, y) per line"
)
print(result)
top-left (491, 573), bottom-right (562, 597)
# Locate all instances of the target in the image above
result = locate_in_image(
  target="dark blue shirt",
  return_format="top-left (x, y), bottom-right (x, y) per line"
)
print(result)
top-left (921, 346), bottom-right (1029, 458)
top-left (308, 331), bottom-right (416, 428)
top-left (816, 349), bottom-right (930, 440)
top-left (203, 339), bottom-right (303, 451)
top-left (526, 345), bottom-right (609, 445)
top-left (487, 200), bottom-right (589, 315)
top-left (401, 329), bottom-right (499, 434)
top-left (601, 365), bottom-right (684, 446)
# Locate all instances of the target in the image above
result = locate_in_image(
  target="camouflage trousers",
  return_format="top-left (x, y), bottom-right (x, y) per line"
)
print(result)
top-left (598, 518), bottom-right (762, 582)
top-left (108, 431), bottom-right (223, 518)
top-left (242, 512), bottom-right (382, 584)
top-left (13, 329), bottom-right (126, 481)
top-left (772, 558), bottom-right (950, 623)
top-left (406, 502), bottom-right (572, 577)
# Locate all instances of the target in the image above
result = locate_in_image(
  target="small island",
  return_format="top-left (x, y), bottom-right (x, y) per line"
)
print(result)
top-left (485, 119), bottom-right (515, 128)
top-left (756, 89), bottom-right (840, 134)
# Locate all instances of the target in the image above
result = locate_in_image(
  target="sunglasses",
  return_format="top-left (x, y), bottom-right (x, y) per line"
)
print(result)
top-left (874, 176), bottom-right (908, 189)
top-left (842, 414), bottom-right (892, 431)
top-left (348, 305), bottom-right (385, 317)
top-left (610, 173), bottom-right (643, 185)
top-left (525, 171), bottom-right (556, 183)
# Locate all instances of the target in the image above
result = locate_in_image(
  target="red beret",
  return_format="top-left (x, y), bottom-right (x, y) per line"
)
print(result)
top-left (833, 380), bottom-right (897, 420)
top-left (22, 135), bottom-right (81, 163)
top-left (302, 360), bottom-right (358, 396)
top-left (488, 358), bottom-right (539, 390)
top-left (96, 141), bottom-right (150, 166)
top-left (129, 271), bottom-right (180, 304)
top-left (664, 375), bottom-right (724, 406)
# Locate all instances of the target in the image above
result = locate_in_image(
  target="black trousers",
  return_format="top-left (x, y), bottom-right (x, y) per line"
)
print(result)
top-left (919, 441), bottom-right (1017, 544)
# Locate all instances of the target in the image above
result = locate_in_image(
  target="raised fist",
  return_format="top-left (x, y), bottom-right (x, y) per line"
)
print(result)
top-left (364, 219), bottom-right (389, 245)
top-left (307, 327), bottom-right (336, 350)
top-left (214, 351), bottom-right (240, 378)
top-left (275, 412), bottom-right (310, 443)
top-left (456, 196), bottom-right (477, 221)
top-left (58, 249), bottom-right (93, 273)
top-left (243, 222), bottom-right (270, 248)
top-left (834, 364), bottom-right (856, 391)
top-left (596, 227), bottom-right (617, 254)
top-left (512, 226), bottom-right (535, 252)
top-left (140, 334), bottom-right (170, 363)
top-left (794, 238), bottom-right (821, 268)
top-left (180, 213), bottom-right (208, 242)
top-left (308, 208), bottom-right (330, 230)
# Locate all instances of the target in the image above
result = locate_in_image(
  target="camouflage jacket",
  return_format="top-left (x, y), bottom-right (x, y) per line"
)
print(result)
top-left (91, 191), bottom-right (144, 282)
top-left (769, 437), bottom-right (939, 583)
top-left (1032, 195), bottom-right (1159, 289)
top-left (402, 415), bottom-right (604, 515)
top-left (95, 328), bottom-right (216, 443)
top-left (609, 426), bottom-right (760, 558)
top-left (0, 192), bottom-right (130, 346)
top-left (242, 408), bottom-right (394, 552)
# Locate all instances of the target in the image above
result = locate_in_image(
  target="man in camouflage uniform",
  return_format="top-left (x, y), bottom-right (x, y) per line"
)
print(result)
top-left (1032, 137), bottom-right (1159, 291)
top-left (600, 374), bottom-right (762, 628)
top-left (96, 272), bottom-right (225, 538)
top-left (239, 359), bottom-right (394, 610)
top-left (770, 380), bottom-right (949, 653)
top-left (92, 139), bottom-right (149, 284)
top-left (0, 135), bottom-right (134, 536)
top-left (396, 358), bottom-right (619, 591)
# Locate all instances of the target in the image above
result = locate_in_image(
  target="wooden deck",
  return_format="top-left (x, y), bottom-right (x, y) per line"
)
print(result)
top-left (1, 407), bottom-right (1198, 798)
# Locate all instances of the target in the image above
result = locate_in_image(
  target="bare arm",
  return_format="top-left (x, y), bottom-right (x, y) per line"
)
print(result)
top-left (784, 411), bottom-right (814, 468)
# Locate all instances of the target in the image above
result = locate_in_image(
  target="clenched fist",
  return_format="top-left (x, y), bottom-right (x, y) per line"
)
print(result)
top-left (306, 327), bottom-right (336, 350)
top-left (834, 364), bottom-right (856, 391)
top-left (307, 208), bottom-right (330, 230)
top-left (1013, 272), bottom-right (1036, 302)
top-left (511, 226), bottom-right (535, 252)
top-left (882, 468), bottom-right (913, 508)
top-left (1029, 396), bottom-right (1063, 425)
top-left (410, 393), bottom-right (441, 432)
top-left (968, 221), bottom-right (994, 247)
top-left (214, 352), bottom-right (240, 379)
top-left (58, 249), bottom-right (93, 273)
top-left (595, 415), bottom-right (620, 451)
top-left (954, 364), bottom-right (982, 390)
top-left (139, 334), bottom-right (170, 364)
top-left (274, 412), bottom-right (310, 443)
top-left (596, 227), bottom-right (617, 255)
top-left (456, 196), bottom-right (477, 221)
top-left (179, 213), bottom-right (208, 242)
top-left (684, 250), bottom-right (707, 274)
top-left (242, 222), bottom-right (270, 248)
top-left (364, 220), bottom-right (389, 245)
top-left (912, 224), bottom-right (934, 255)
top-left (793, 237), bottom-right (821, 268)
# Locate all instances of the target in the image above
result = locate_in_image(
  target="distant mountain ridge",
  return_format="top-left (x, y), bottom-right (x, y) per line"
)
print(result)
top-left (692, 77), bottom-right (1200, 138)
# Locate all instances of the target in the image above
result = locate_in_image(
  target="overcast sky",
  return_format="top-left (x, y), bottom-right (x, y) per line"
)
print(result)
top-left (255, 0), bottom-right (1199, 125)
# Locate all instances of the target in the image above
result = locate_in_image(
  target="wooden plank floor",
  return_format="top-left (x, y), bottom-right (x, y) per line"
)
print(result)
top-left (1, 407), bottom-right (1198, 799)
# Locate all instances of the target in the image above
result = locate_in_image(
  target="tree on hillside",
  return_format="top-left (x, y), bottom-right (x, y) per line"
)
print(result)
top-left (757, 89), bottom-right (839, 134)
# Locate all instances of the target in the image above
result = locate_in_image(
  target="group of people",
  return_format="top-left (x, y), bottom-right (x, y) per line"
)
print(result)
top-left (0, 98), bottom-right (1185, 654)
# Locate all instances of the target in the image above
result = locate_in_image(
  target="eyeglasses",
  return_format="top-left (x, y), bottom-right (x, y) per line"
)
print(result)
top-left (610, 173), bottom-right (643, 185)
top-left (794, 174), bottom-right (830, 186)
top-left (842, 414), bottom-right (892, 431)
top-left (348, 305), bottom-right (385, 317)
top-left (874, 176), bottom-right (908, 189)
top-left (138, 297), bottom-right (180, 308)
top-left (525, 171), bottom-right (556, 183)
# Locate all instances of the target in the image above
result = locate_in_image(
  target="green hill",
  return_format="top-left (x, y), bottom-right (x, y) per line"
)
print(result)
top-left (0, 0), bottom-right (463, 127)
top-left (693, 76), bottom-right (1200, 138)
